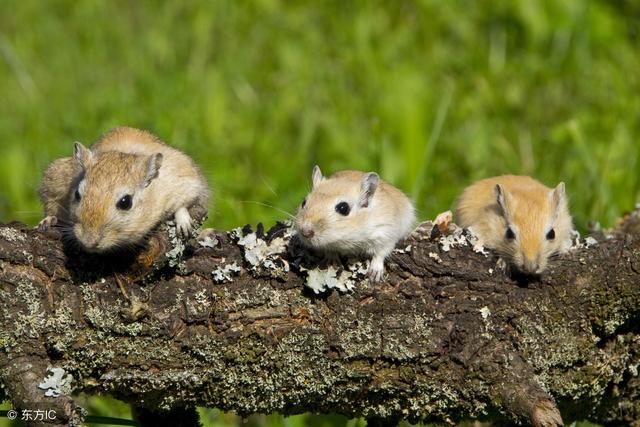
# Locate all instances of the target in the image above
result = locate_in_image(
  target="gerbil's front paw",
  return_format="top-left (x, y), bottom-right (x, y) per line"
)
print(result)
top-left (37, 216), bottom-right (58, 231)
top-left (367, 257), bottom-right (386, 282)
top-left (174, 207), bottom-right (194, 238)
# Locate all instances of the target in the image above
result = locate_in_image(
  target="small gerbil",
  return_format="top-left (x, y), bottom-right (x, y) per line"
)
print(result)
top-left (38, 126), bottom-right (209, 252)
top-left (454, 175), bottom-right (573, 275)
top-left (295, 165), bottom-right (415, 281)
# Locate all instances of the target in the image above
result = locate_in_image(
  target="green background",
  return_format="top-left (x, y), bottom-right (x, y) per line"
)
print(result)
top-left (1, 0), bottom-right (638, 425)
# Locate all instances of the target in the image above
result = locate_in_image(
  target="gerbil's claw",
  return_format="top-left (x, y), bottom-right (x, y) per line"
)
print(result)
top-left (367, 257), bottom-right (386, 283)
top-left (176, 220), bottom-right (194, 239)
top-left (367, 266), bottom-right (385, 282)
top-left (37, 215), bottom-right (58, 232)
top-left (174, 207), bottom-right (194, 238)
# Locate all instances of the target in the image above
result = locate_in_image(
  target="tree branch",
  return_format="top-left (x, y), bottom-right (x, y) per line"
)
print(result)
top-left (1, 207), bottom-right (639, 426)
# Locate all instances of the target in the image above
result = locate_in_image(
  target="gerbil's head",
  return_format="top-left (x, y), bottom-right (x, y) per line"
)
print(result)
top-left (295, 165), bottom-right (379, 251)
top-left (69, 142), bottom-right (163, 253)
top-left (493, 182), bottom-right (572, 275)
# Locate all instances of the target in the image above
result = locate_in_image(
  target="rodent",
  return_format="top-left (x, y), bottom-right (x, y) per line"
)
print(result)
top-left (38, 126), bottom-right (209, 253)
top-left (295, 165), bottom-right (416, 281)
top-left (454, 175), bottom-right (573, 275)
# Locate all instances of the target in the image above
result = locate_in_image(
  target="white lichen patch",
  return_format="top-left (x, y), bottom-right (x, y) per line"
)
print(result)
top-left (228, 226), bottom-right (245, 241)
top-left (478, 306), bottom-right (494, 338)
top-left (438, 225), bottom-right (469, 252)
top-left (479, 306), bottom-right (491, 320)
top-left (264, 257), bottom-right (289, 272)
top-left (0, 227), bottom-right (26, 242)
top-left (193, 290), bottom-right (211, 309)
top-left (22, 251), bottom-right (34, 265)
top-left (238, 233), bottom-right (286, 265)
top-left (198, 232), bottom-right (219, 248)
top-left (305, 266), bottom-right (355, 294)
top-left (236, 231), bottom-right (289, 277)
top-left (211, 262), bottom-right (242, 283)
top-left (465, 229), bottom-right (489, 256)
top-left (428, 252), bottom-right (442, 263)
top-left (13, 281), bottom-right (46, 339)
top-left (603, 310), bottom-right (629, 335)
top-left (394, 245), bottom-right (412, 254)
top-left (347, 261), bottom-right (368, 276)
top-left (45, 304), bottom-right (77, 334)
top-left (39, 367), bottom-right (73, 398)
top-left (584, 236), bottom-right (598, 247)
top-left (569, 231), bottom-right (603, 251)
top-left (569, 229), bottom-right (582, 249)
top-left (165, 220), bottom-right (186, 269)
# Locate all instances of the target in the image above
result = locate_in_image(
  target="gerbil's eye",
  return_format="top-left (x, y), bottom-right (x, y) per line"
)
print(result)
top-left (74, 189), bottom-right (81, 202)
top-left (116, 194), bottom-right (133, 211)
top-left (505, 227), bottom-right (516, 240)
top-left (546, 228), bottom-right (556, 240)
top-left (335, 201), bottom-right (350, 216)
top-left (301, 198), bottom-right (307, 209)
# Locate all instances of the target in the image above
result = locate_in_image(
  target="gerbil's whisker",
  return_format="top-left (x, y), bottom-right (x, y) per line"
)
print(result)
top-left (259, 175), bottom-right (278, 197)
top-left (238, 200), bottom-right (296, 220)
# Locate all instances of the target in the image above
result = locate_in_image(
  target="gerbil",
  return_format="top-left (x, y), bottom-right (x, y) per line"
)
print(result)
top-left (455, 175), bottom-right (573, 275)
top-left (38, 126), bottom-right (209, 253)
top-left (295, 165), bottom-right (415, 282)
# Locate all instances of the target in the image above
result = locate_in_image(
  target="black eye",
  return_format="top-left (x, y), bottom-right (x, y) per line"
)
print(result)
top-left (301, 198), bottom-right (307, 209)
top-left (335, 201), bottom-right (350, 216)
top-left (116, 195), bottom-right (132, 210)
top-left (74, 189), bottom-right (81, 202)
top-left (546, 228), bottom-right (555, 240)
top-left (505, 227), bottom-right (516, 240)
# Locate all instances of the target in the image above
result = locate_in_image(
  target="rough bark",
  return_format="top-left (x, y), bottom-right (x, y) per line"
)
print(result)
top-left (0, 207), bottom-right (639, 427)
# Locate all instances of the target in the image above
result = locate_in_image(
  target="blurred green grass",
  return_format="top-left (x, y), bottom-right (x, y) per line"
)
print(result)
top-left (1, 0), bottom-right (638, 426)
top-left (1, 0), bottom-right (639, 231)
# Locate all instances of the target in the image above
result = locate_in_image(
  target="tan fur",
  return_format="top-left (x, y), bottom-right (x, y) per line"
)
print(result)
top-left (455, 175), bottom-right (573, 274)
top-left (38, 157), bottom-right (82, 222)
top-left (295, 166), bottom-right (415, 281)
top-left (38, 127), bottom-right (209, 252)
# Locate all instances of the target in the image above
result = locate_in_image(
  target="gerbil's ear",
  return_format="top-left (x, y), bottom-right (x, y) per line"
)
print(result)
top-left (312, 165), bottom-right (323, 188)
top-left (73, 142), bottom-right (93, 169)
top-left (495, 184), bottom-right (511, 220)
top-left (359, 172), bottom-right (379, 208)
top-left (143, 153), bottom-right (163, 187)
top-left (551, 182), bottom-right (566, 211)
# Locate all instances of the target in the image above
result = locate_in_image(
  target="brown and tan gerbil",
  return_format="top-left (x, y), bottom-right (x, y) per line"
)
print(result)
top-left (455, 175), bottom-right (573, 275)
top-left (38, 127), bottom-right (209, 253)
top-left (295, 165), bottom-right (415, 282)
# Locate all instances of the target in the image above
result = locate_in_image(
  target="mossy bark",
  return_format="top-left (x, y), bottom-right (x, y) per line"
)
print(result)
top-left (0, 210), bottom-right (639, 427)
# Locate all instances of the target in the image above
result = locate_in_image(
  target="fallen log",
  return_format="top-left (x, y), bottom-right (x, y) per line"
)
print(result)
top-left (0, 206), bottom-right (639, 426)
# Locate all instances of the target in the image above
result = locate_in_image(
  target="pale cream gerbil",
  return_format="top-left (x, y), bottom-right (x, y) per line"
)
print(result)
top-left (455, 175), bottom-right (573, 275)
top-left (38, 126), bottom-right (209, 252)
top-left (295, 165), bottom-right (416, 282)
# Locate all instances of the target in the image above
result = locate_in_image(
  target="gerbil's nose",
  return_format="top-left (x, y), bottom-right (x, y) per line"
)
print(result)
top-left (300, 227), bottom-right (315, 239)
top-left (74, 225), bottom-right (101, 251)
top-left (522, 259), bottom-right (540, 275)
